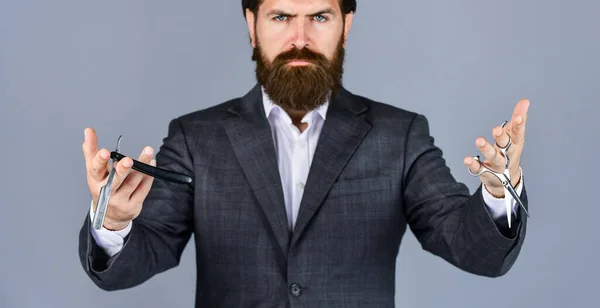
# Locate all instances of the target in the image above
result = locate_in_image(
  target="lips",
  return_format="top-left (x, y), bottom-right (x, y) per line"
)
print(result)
top-left (286, 60), bottom-right (313, 66)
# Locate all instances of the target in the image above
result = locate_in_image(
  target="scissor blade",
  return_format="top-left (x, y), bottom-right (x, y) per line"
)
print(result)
top-left (504, 188), bottom-right (512, 228)
top-left (92, 166), bottom-right (117, 230)
top-left (505, 183), bottom-right (531, 218)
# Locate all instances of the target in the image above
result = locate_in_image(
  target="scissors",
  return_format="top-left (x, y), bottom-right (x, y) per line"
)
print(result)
top-left (92, 135), bottom-right (193, 230)
top-left (468, 121), bottom-right (530, 228)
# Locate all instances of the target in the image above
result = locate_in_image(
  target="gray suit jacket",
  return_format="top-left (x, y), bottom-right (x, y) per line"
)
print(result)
top-left (79, 84), bottom-right (528, 307)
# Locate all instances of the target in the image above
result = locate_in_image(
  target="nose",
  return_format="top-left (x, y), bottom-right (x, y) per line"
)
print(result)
top-left (291, 18), bottom-right (309, 49)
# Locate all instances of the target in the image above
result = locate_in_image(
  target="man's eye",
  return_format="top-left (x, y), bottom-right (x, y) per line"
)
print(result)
top-left (274, 15), bottom-right (288, 21)
top-left (313, 15), bottom-right (327, 22)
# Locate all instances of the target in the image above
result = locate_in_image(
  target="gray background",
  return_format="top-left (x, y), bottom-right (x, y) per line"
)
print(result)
top-left (1, 0), bottom-right (598, 307)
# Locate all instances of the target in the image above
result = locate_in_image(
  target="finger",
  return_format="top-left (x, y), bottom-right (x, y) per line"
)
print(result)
top-left (492, 125), bottom-right (510, 149)
top-left (475, 137), bottom-right (505, 171)
top-left (464, 156), bottom-right (483, 175)
top-left (115, 146), bottom-right (155, 197)
top-left (89, 148), bottom-right (111, 181)
top-left (510, 99), bottom-right (530, 145)
top-left (109, 156), bottom-right (134, 192)
top-left (82, 127), bottom-right (99, 170)
top-left (130, 159), bottom-right (157, 202)
top-left (464, 155), bottom-right (503, 187)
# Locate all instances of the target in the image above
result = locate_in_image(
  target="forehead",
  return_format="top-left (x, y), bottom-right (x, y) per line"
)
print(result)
top-left (259, 0), bottom-right (341, 12)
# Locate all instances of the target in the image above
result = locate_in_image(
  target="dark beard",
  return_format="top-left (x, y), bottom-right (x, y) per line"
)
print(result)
top-left (253, 35), bottom-right (345, 113)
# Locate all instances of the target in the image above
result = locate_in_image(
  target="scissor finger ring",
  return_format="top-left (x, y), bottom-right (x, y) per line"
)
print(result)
top-left (495, 121), bottom-right (512, 150)
top-left (468, 155), bottom-right (487, 177)
top-left (496, 132), bottom-right (512, 151)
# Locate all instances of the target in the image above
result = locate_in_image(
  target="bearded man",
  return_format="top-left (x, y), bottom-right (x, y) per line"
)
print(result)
top-left (78, 0), bottom-right (530, 307)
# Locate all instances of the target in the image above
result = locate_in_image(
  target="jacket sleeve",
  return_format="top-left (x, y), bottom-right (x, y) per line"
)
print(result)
top-left (78, 118), bottom-right (195, 290)
top-left (402, 113), bottom-right (528, 277)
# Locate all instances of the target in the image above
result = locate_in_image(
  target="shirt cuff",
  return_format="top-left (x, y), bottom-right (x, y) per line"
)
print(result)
top-left (481, 167), bottom-right (524, 219)
top-left (88, 200), bottom-right (132, 257)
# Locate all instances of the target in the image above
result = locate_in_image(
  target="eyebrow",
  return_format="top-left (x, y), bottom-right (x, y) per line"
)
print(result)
top-left (266, 8), bottom-right (336, 17)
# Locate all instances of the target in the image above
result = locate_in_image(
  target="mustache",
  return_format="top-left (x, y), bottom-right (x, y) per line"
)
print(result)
top-left (271, 47), bottom-right (329, 67)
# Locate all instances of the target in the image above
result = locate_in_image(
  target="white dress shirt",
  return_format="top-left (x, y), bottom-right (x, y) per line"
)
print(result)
top-left (89, 88), bottom-right (523, 257)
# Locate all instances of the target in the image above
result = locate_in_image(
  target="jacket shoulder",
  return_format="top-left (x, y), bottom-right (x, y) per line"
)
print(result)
top-left (174, 97), bottom-right (241, 125)
top-left (347, 91), bottom-right (422, 124)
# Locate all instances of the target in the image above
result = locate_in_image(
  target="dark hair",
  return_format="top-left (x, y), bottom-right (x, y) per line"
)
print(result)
top-left (241, 0), bottom-right (356, 18)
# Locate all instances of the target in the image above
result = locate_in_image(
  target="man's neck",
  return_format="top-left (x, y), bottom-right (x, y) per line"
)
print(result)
top-left (260, 86), bottom-right (330, 133)
top-left (286, 109), bottom-right (309, 133)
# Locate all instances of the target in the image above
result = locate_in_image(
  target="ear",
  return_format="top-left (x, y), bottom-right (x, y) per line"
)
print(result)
top-left (342, 13), bottom-right (354, 47)
top-left (246, 8), bottom-right (257, 48)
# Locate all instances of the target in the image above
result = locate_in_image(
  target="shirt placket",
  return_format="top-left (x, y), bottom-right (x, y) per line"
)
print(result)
top-left (290, 122), bottom-right (311, 230)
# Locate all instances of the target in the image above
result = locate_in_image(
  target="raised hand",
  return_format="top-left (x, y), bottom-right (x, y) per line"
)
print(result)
top-left (464, 99), bottom-right (530, 197)
top-left (82, 127), bottom-right (156, 230)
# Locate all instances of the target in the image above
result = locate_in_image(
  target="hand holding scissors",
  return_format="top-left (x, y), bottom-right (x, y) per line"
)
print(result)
top-left (463, 99), bottom-right (531, 228)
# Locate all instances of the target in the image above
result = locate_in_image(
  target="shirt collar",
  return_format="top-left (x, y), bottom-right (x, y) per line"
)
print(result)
top-left (261, 86), bottom-right (329, 122)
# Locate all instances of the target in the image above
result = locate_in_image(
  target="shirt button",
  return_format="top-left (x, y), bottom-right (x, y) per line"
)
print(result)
top-left (297, 182), bottom-right (305, 189)
top-left (289, 283), bottom-right (303, 297)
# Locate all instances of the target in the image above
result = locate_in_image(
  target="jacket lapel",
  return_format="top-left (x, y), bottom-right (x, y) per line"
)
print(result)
top-left (222, 85), bottom-right (290, 258)
top-left (291, 88), bottom-right (372, 247)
